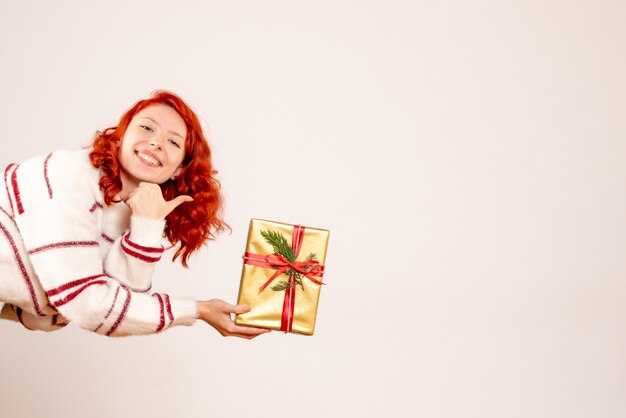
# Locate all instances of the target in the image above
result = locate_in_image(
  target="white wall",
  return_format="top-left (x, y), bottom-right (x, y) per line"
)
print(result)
top-left (1, 1), bottom-right (625, 417)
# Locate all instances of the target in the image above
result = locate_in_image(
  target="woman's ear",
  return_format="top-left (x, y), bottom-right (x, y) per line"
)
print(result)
top-left (170, 166), bottom-right (183, 180)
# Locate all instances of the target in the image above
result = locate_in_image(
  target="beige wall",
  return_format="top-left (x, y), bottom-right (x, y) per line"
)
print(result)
top-left (0, 1), bottom-right (625, 417)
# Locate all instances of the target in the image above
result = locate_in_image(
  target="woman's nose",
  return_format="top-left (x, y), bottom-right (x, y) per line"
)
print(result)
top-left (149, 139), bottom-right (163, 150)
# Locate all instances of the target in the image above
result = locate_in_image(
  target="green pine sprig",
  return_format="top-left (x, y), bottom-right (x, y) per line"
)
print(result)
top-left (260, 230), bottom-right (296, 262)
top-left (260, 229), bottom-right (296, 292)
top-left (271, 280), bottom-right (294, 292)
top-left (259, 229), bottom-right (318, 293)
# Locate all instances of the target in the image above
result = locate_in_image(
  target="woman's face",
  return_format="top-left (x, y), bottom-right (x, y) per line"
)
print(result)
top-left (118, 104), bottom-right (187, 190)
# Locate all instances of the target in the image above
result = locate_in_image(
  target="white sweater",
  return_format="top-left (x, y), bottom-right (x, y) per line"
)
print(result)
top-left (0, 149), bottom-right (198, 336)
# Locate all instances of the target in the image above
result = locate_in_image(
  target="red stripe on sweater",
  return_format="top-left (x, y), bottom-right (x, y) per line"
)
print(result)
top-left (89, 202), bottom-right (104, 212)
top-left (154, 293), bottom-right (166, 332)
top-left (51, 314), bottom-right (68, 327)
top-left (10, 164), bottom-right (24, 214)
top-left (3, 164), bottom-right (16, 215)
top-left (47, 274), bottom-right (107, 297)
top-left (101, 233), bottom-right (114, 244)
top-left (104, 287), bottom-right (121, 320)
top-left (94, 286), bottom-right (121, 333)
top-left (106, 289), bottom-right (131, 336)
top-left (28, 240), bottom-right (99, 255)
top-left (123, 232), bottom-right (164, 253)
top-left (0, 205), bottom-right (14, 222)
top-left (15, 306), bottom-right (35, 331)
top-left (121, 241), bottom-right (161, 263)
top-left (44, 152), bottom-right (53, 198)
top-left (53, 280), bottom-right (108, 307)
top-left (0, 220), bottom-right (45, 316)
top-left (164, 294), bottom-right (174, 324)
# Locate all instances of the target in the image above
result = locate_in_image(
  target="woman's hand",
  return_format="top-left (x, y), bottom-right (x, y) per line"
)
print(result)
top-left (126, 182), bottom-right (193, 220)
top-left (197, 299), bottom-right (271, 339)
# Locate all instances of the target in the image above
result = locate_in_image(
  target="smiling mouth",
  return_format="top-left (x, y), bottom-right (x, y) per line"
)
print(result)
top-left (135, 151), bottom-right (162, 167)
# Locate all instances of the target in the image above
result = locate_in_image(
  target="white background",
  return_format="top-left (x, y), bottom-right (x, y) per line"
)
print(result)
top-left (1, 1), bottom-right (625, 417)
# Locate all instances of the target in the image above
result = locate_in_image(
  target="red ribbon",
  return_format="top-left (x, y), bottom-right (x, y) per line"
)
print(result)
top-left (243, 225), bottom-right (325, 332)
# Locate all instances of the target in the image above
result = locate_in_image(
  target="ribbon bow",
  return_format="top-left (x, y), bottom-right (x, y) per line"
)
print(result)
top-left (243, 252), bottom-right (324, 293)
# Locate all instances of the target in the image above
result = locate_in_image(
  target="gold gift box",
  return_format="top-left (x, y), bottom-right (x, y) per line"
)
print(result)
top-left (235, 219), bottom-right (329, 335)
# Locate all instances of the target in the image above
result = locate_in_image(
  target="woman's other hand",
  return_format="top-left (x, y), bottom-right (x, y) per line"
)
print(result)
top-left (126, 182), bottom-right (193, 220)
top-left (197, 299), bottom-right (271, 339)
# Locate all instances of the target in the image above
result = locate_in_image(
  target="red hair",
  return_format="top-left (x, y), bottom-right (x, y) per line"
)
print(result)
top-left (89, 91), bottom-right (228, 267)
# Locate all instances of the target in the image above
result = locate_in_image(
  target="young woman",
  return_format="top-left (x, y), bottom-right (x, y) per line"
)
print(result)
top-left (0, 91), bottom-right (268, 339)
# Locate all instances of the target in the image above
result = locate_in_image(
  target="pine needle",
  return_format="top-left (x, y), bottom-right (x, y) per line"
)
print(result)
top-left (260, 230), bottom-right (296, 262)
top-left (271, 280), bottom-right (294, 292)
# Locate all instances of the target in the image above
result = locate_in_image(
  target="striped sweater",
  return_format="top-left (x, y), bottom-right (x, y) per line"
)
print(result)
top-left (0, 149), bottom-right (198, 336)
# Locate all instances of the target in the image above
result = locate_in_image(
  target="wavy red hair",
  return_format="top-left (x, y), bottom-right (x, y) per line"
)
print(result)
top-left (89, 91), bottom-right (228, 266)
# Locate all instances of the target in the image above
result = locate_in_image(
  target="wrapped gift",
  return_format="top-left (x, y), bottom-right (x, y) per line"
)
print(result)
top-left (235, 218), bottom-right (329, 335)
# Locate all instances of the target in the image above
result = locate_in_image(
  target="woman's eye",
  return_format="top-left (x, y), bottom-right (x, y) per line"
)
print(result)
top-left (140, 125), bottom-right (153, 132)
top-left (168, 139), bottom-right (181, 148)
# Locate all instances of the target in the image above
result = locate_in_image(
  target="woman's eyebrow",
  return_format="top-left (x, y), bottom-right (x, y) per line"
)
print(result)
top-left (139, 116), bottom-right (160, 126)
top-left (139, 116), bottom-right (184, 139)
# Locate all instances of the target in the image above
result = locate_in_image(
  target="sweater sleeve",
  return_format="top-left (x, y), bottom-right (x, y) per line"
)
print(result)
top-left (101, 216), bottom-right (167, 293)
top-left (7, 151), bottom-right (198, 337)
